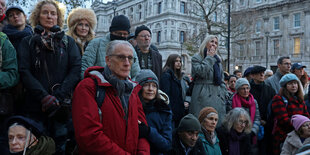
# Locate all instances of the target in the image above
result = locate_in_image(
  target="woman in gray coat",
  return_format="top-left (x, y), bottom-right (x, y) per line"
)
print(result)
top-left (190, 35), bottom-right (228, 125)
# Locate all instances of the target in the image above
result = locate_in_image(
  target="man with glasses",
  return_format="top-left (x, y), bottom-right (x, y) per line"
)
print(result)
top-left (265, 56), bottom-right (291, 93)
top-left (134, 25), bottom-right (162, 79)
top-left (72, 40), bottom-right (150, 154)
top-left (3, 6), bottom-right (32, 51)
top-left (81, 15), bottom-right (140, 80)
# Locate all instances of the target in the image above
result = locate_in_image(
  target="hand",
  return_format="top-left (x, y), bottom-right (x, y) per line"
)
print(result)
top-left (41, 95), bottom-right (59, 112)
top-left (207, 46), bottom-right (216, 56)
top-left (184, 102), bottom-right (189, 109)
top-left (138, 121), bottom-right (150, 138)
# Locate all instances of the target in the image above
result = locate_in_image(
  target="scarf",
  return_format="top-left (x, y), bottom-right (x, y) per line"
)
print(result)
top-left (110, 33), bottom-right (127, 41)
top-left (103, 66), bottom-right (133, 120)
top-left (0, 14), bottom-right (5, 22)
top-left (2, 24), bottom-right (33, 49)
top-left (213, 55), bottom-right (222, 86)
top-left (201, 126), bottom-right (217, 145)
top-left (229, 129), bottom-right (245, 155)
top-left (232, 93), bottom-right (256, 122)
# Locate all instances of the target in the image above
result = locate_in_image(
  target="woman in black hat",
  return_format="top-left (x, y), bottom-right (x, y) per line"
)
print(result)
top-left (7, 116), bottom-right (55, 155)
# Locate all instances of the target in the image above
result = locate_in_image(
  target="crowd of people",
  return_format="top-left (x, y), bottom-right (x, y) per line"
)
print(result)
top-left (0, 0), bottom-right (310, 155)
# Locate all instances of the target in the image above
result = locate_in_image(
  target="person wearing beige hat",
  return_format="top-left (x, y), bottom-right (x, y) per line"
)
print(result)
top-left (67, 8), bottom-right (97, 55)
top-left (198, 107), bottom-right (222, 155)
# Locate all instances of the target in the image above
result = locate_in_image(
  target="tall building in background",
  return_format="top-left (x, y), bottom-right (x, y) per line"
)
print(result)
top-left (92, 0), bottom-right (228, 74)
top-left (231, 0), bottom-right (310, 73)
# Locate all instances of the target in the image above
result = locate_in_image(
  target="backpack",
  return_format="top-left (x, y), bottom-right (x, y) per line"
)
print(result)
top-left (266, 95), bottom-right (288, 134)
top-left (92, 78), bottom-right (106, 122)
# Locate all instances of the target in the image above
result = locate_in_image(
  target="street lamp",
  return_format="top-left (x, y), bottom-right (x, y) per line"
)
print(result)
top-left (227, 0), bottom-right (231, 73)
top-left (265, 31), bottom-right (269, 68)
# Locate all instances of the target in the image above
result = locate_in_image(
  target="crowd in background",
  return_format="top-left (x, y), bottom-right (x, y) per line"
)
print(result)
top-left (1, 0), bottom-right (310, 155)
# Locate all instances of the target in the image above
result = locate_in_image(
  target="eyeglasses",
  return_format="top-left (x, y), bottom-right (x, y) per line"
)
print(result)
top-left (109, 54), bottom-right (136, 63)
top-left (237, 120), bottom-right (248, 126)
top-left (143, 83), bottom-right (157, 89)
top-left (138, 34), bottom-right (151, 38)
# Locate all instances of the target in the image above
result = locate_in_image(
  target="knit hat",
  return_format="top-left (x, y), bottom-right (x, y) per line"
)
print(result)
top-left (279, 73), bottom-right (299, 87)
top-left (178, 114), bottom-right (201, 132)
top-left (198, 107), bottom-right (218, 123)
top-left (6, 116), bottom-right (45, 138)
top-left (135, 25), bottom-right (152, 38)
top-left (251, 66), bottom-right (266, 74)
top-left (109, 15), bottom-right (131, 33)
top-left (291, 114), bottom-right (310, 131)
top-left (243, 67), bottom-right (253, 77)
top-left (135, 69), bottom-right (159, 87)
top-left (6, 5), bottom-right (25, 16)
top-left (235, 78), bottom-right (250, 90)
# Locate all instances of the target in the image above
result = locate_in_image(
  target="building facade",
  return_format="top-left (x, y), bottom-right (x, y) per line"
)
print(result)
top-left (231, 0), bottom-right (310, 73)
top-left (92, 0), bottom-right (228, 74)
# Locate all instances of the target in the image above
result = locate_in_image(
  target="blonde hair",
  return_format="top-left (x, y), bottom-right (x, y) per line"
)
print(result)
top-left (198, 35), bottom-right (218, 57)
top-left (29, 0), bottom-right (65, 28)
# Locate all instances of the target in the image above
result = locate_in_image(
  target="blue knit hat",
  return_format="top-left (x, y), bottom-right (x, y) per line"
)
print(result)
top-left (279, 73), bottom-right (299, 87)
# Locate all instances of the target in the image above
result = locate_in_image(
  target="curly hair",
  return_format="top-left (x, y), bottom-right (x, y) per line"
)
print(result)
top-left (29, 0), bottom-right (64, 28)
top-left (222, 107), bottom-right (252, 134)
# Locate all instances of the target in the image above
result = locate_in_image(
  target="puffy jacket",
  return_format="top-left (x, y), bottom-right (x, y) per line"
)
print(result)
top-left (81, 34), bottom-right (140, 80)
top-left (0, 32), bottom-right (18, 89)
top-left (17, 34), bottom-right (81, 115)
top-left (72, 66), bottom-right (150, 155)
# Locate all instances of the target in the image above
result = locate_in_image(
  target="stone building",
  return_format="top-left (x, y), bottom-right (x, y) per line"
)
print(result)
top-left (231, 0), bottom-right (310, 74)
top-left (91, 0), bottom-right (228, 74)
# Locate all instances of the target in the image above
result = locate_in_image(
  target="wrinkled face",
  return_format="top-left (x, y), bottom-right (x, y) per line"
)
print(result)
top-left (174, 57), bottom-right (182, 70)
top-left (228, 77), bottom-right (237, 89)
top-left (206, 37), bottom-right (218, 50)
top-left (106, 44), bottom-right (133, 80)
top-left (75, 19), bottom-right (90, 38)
top-left (237, 84), bottom-right (250, 98)
top-left (136, 30), bottom-right (151, 50)
top-left (286, 80), bottom-right (299, 94)
top-left (294, 68), bottom-right (305, 78)
top-left (39, 4), bottom-right (58, 30)
top-left (300, 121), bottom-right (310, 138)
top-left (278, 59), bottom-right (291, 74)
top-left (233, 115), bottom-right (248, 133)
top-left (8, 126), bottom-right (27, 153)
top-left (252, 71), bottom-right (265, 83)
top-left (202, 113), bottom-right (218, 132)
top-left (178, 131), bottom-right (199, 148)
top-left (141, 82), bottom-right (157, 102)
top-left (0, 0), bottom-right (5, 16)
top-left (7, 9), bottom-right (26, 29)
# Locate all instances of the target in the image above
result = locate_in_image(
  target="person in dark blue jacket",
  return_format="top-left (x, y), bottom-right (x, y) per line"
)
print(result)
top-left (160, 54), bottom-right (189, 128)
top-left (136, 69), bottom-right (173, 155)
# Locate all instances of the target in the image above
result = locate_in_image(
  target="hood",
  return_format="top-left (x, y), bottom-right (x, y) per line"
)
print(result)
top-left (158, 89), bottom-right (169, 105)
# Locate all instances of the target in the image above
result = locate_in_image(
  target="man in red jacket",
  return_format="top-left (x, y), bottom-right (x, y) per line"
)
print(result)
top-left (72, 40), bottom-right (150, 154)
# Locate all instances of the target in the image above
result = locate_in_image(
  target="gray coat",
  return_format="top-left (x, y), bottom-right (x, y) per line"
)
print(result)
top-left (190, 52), bottom-right (228, 126)
top-left (265, 69), bottom-right (284, 94)
top-left (281, 130), bottom-right (310, 155)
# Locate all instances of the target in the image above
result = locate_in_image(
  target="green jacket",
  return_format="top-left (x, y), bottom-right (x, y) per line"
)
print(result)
top-left (198, 132), bottom-right (222, 155)
top-left (81, 34), bottom-right (140, 80)
top-left (0, 32), bottom-right (18, 89)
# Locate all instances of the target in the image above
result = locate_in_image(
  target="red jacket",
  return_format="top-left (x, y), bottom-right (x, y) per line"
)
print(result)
top-left (72, 66), bottom-right (150, 155)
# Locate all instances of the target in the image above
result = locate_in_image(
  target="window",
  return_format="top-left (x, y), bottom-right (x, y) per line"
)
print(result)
top-left (273, 17), bottom-right (279, 30)
top-left (240, 0), bottom-right (244, 5)
top-left (213, 12), bottom-right (217, 22)
top-left (157, 31), bottom-right (161, 43)
top-left (256, 0), bottom-right (261, 3)
top-left (255, 41), bottom-right (261, 56)
top-left (273, 39), bottom-right (279, 55)
top-left (255, 20), bottom-right (261, 33)
top-left (294, 37), bottom-right (301, 55)
top-left (139, 12), bottom-right (142, 20)
top-left (239, 24), bottom-right (245, 32)
top-left (294, 13), bottom-right (301, 28)
top-left (158, 2), bottom-right (162, 14)
top-left (180, 2), bottom-right (185, 13)
top-left (239, 44), bottom-right (244, 57)
top-left (180, 31), bottom-right (185, 43)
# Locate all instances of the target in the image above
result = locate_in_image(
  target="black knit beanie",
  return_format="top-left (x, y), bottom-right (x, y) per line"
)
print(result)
top-left (135, 25), bottom-right (152, 38)
top-left (109, 15), bottom-right (131, 33)
top-left (178, 114), bottom-right (201, 132)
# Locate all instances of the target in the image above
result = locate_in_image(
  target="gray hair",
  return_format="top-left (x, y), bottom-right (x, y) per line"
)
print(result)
top-left (265, 69), bottom-right (273, 75)
top-left (8, 123), bottom-right (33, 155)
top-left (198, 35), bottom-right (218, 55)
top-left (222, 108), bottom-right (252, 134)
top-left (106, 40), bottom-right (134, 56)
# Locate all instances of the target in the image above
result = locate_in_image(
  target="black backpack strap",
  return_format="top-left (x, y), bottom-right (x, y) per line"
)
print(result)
top-left (92, 78), bottom-right (106, 122)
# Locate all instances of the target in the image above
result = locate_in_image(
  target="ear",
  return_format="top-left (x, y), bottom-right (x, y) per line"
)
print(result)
top-left (105, 56), bottom-right (111, 67)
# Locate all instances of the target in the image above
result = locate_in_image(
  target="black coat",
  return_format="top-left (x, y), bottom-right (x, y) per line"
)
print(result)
top-left (166, 130), bottom-right (206, 155)
top-left (250, 80), bottom-right (276, 121)
top-left (160, 69), bottom-right (186, 126)
top-left (216, 126), bottom-right (252, 155)
top-left (17, 34), bottom-right (81, 118)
